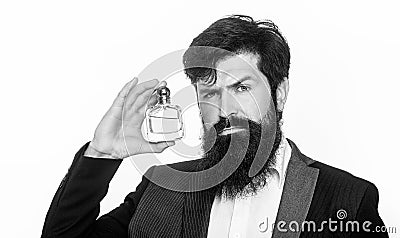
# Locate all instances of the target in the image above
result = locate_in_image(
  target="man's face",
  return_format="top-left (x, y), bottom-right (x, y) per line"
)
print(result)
top-left (196, 53), bottom-right (274, 130)
top-left (194, 52), bottom-right (288, 198)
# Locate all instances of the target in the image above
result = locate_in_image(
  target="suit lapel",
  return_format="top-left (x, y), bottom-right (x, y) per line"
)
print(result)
top-left (271, 139), bottom-right (319, 238)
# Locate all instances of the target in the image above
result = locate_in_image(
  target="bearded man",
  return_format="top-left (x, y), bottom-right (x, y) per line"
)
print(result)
top-left (41, 15), bottom-right (388, 238)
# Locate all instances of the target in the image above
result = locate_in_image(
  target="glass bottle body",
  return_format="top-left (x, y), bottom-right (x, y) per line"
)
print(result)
top-left (145, 102), bottom-right (184, 142)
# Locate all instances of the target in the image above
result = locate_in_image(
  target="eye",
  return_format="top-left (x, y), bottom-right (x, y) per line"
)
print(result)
top-left (236, 85), bottom-right (250, 92)
top-left (203, 92), bottom-right (216, 99)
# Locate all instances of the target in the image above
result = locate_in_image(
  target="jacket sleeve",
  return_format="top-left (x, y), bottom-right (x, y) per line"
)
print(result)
top-left (350, 183), bottom-right (389, 238)
top-left (41, 142), bottom-right (153, 238)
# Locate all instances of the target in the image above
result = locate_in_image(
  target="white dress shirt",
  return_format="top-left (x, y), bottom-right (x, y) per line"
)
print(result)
top-left (207, 135), bottom-right (292, 238)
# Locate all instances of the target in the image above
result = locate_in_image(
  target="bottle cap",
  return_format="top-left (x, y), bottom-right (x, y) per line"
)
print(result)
top-left (157, 86), bottom-right (170, 103)
top-left (157, 86), bottom-right (170, 97)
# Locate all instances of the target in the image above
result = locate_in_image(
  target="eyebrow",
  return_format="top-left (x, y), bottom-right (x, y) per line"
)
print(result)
top-left (226, 75), bottom-right (254, 89)
top-left (198, 75), bottom-right (254, 94)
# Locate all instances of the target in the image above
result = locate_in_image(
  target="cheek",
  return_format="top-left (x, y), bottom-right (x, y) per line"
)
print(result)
top-left (199, 102), bottom-right (220, 125)
top-left (242, 91), bottom-right (272, 122)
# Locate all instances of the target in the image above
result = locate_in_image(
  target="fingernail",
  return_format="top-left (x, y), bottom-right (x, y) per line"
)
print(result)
top-left (166, 141), bottom-right (175, 146)
top-left (129, 78), bottom-right (137, 87)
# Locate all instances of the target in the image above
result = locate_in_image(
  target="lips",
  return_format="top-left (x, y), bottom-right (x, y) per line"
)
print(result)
top-left (219, 126), bottom-right (247, 135)
top-left (212, 116), bottom-right (251, 135)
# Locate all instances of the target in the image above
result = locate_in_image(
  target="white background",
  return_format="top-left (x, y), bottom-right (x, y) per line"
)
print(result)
top-left (1, 0), bottom-right (399, 237)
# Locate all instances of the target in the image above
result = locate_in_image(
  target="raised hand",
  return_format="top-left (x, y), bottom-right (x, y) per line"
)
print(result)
top-left (85, 78), bottom-right (175, 159)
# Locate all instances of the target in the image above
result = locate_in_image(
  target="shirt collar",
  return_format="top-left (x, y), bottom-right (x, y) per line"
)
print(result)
top-left (271, 133), bottom-right (292, 189)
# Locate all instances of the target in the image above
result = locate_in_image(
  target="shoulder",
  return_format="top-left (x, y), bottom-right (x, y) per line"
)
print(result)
top-left (311, 160), bottom-right (380, 203)
top-left (308, 160), bottom-right (381, 222)
top-left (287, 139), bottom-right (380, 216)
top-left (306, 160), bottom-right (383, 222)
top-left (287, 138), bottom-right (376, 195)
top-left (310, 160), bottom-right (375, 190)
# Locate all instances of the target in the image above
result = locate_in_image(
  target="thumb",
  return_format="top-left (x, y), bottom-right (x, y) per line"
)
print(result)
top-left (143, 141), bottom-right (176, 153)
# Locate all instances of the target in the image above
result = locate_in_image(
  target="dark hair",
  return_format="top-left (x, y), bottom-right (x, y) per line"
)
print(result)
top-left (183, 15), bottom-right (290, 113)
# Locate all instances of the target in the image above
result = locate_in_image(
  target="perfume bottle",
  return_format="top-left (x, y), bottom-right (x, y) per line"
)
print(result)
top-left (146, 85), bottom-right (184, 142)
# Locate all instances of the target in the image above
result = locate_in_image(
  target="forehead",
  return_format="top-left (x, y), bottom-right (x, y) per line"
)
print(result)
top-left (197, 52), bottom-right (266, 87)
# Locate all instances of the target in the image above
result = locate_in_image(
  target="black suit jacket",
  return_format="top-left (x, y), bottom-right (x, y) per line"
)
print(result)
top-left (41, 139), bottom-right (388, 238)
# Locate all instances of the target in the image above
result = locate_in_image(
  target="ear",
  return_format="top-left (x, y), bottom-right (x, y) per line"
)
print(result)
top-left (276, 77), bottom-right (289, 112)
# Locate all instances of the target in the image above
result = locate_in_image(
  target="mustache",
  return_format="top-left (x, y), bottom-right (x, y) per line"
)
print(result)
top-left (211, 116), bottom-right (259, 134)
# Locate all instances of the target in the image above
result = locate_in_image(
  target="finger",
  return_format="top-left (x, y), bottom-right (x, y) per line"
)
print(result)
top-left (141, 141), bottom-right (176, 153)
top-left (112, 77), bottom-right (138, 107)
top-left (125, 79), bottom-right (160, 108)
top-left (124, 80), bottom-right (168, 120)
top-left (134, 80), bottom-right (167, 110)
top-left (127, 80), bottom-right (167, 109)
top-left (144, 94), bottom-right (158, 111)
top-left (123, 88), bottom-right (154, 120)
top-left (136, 95), bottom-right (157, 118)
top-left (133, 87), bottom-right (158, 112)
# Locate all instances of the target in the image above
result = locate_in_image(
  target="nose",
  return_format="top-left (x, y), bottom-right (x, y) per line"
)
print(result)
top-left (219, 90), bottom-right (239, 118)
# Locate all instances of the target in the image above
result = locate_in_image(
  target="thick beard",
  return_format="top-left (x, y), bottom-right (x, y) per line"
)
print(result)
top-left (196, 114), bottom-right (282, 199)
